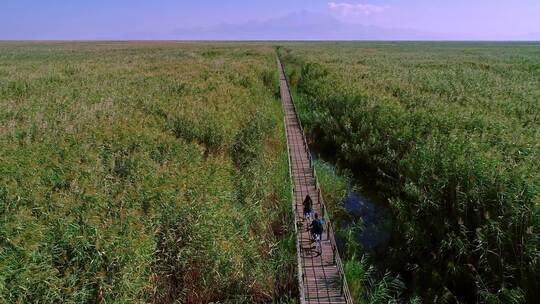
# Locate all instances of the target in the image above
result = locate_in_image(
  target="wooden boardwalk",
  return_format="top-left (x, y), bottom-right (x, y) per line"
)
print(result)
top-left (277, 54), bottom-right (353, 304)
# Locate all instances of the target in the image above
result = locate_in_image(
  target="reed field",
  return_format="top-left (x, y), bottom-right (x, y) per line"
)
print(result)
top-left (281, 42), bottom-right (540, 303)
top-left (2, 40), bottom-right (539, 304)
top-left (0, 42), bottom-right (296, 303)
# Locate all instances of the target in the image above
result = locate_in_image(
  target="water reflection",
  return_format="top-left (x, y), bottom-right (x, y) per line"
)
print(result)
top-left (342, 191), bottom-right (390, 251)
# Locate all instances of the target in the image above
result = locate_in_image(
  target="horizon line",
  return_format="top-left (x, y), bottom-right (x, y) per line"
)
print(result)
top-left (1, 39), bottom-right (540, 43)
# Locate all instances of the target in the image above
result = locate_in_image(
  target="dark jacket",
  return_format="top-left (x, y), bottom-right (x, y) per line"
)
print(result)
top-left (309, 218), bottom-right (323, 235)
top-left (303, 195), bottom-right (313, 212)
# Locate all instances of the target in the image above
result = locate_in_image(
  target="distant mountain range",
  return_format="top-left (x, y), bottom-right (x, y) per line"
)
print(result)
top-left (170, 11), bottom-right (440, 41)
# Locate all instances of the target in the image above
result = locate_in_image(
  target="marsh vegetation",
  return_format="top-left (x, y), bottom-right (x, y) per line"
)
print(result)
top-left (0, 42), bottom-right (296, 303)
top-left (2, 41), bottom-right (539, 304)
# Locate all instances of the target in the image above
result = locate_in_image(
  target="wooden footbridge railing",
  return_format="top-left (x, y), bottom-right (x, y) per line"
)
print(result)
top-left (277, 53), bottom-right (353, 304)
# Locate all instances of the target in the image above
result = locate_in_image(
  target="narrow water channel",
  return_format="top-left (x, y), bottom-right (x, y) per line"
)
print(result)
top-left (309, 145), bottom-right (391, 253)
top-left (309, 142), bottom-right (423, 298)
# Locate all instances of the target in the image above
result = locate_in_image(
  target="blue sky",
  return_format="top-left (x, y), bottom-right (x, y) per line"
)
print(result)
top-left (2, 0), bottom-right (540, 40)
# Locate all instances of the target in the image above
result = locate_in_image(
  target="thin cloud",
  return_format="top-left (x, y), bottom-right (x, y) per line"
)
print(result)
top-left (328, 2), bottom-right (386, 16)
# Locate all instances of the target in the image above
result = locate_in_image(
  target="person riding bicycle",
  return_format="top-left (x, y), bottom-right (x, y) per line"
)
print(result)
top-left (308, 213), bottom-right (324, 243)
top-left (302, 194), bottom-right (313, 221)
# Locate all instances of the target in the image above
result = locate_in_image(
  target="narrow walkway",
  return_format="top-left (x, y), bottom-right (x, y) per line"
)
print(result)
top-left (277, 54), bottom-right (353, 304)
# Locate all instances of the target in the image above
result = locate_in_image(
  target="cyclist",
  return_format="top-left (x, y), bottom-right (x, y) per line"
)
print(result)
top-left (302, 194), bottom-right (313, 221)
top-left (308, 213), bottom-right (324, 253)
